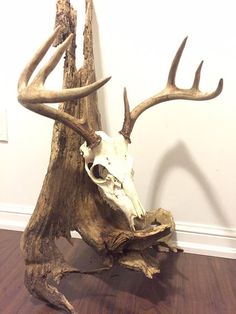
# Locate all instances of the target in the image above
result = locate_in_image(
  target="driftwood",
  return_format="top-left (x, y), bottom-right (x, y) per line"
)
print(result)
top-left (18, 0), bottom-right (223, 313)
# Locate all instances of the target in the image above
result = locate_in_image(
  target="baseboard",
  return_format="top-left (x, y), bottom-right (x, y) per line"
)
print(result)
top-left (175, 222), bottom-right (236, 259)
top-left (0, 204), bottom-right (235, 259)
top-left (0, 210), bottom-right (31, 231)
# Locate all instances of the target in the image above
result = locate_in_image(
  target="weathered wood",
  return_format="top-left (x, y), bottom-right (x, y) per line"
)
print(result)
top-left (19, 1), bottom-right (179, 313)
top-left (20, 1), bottom-right (98, 312)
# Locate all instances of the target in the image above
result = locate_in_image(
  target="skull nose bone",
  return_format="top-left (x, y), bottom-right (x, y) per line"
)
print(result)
top-left (89, 164), bottom-right (145, 219)
top-left (122, 178), bottom-right (146, 218)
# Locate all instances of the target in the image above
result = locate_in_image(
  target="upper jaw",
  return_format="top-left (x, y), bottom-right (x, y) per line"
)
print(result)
top-left (98, 174), bottom-right (146, 230)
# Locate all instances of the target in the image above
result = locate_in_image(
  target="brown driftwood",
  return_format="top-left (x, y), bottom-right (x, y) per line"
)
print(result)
top-left (18, 0), bottom-right (222, 313)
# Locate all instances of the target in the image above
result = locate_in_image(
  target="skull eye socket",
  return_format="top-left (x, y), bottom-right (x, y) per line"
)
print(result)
top-left (88, 162), bottom-right (93, 170)
top-left (90, 164), bottom-right (109, 181)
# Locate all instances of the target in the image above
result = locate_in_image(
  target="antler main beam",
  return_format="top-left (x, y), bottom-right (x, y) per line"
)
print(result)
top-left (18, 26), bottom-right (111, 148)
top-left (120, 37), bottom-right (223, 142)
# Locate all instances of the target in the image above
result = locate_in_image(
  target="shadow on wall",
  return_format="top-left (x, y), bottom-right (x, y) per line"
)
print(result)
top-left (148, 141), bottom-right (230, 228)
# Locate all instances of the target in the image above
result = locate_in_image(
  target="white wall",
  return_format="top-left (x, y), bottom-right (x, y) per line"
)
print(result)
top-left (0, 0), bottom-right (235, 257)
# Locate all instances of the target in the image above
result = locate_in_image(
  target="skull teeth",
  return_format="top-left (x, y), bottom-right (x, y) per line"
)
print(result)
top-left (98, 187), bottom-right (138, 231)
top-left (99, 187), bottom-right (119, 211)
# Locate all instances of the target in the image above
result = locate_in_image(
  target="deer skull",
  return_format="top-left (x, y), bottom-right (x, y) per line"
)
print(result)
top-left (80, 131), bottom-right (146, 230)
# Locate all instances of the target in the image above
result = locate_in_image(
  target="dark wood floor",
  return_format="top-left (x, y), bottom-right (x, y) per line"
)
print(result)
top-left (0, 229), bottom-right (235, 314)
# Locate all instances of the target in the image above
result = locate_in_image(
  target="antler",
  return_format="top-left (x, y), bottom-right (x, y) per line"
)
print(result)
top-left (18, 26), bottom-right (111, 148)
top-left (120, 37), bottom-right (223, 142)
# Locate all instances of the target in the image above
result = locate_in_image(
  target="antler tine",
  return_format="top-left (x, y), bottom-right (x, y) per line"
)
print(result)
top-left (18, 28), bottom-right (111, 104)
top-left (120, 88), bottom-right (132, 142)
top-left (167, 36), bottom-right (188, 87)
top-left (120, 37), bottom-right (223, 142)
top-left (192, 60), bottom-right (203, 90)
top-left (31, 33), bottom-right (74, 86)
top-left (191, 61), bottom-right (223, 99)
top-left (18, 26), bottom-right (61, 91)
top-left (18, 28), bottom-right (111, 148)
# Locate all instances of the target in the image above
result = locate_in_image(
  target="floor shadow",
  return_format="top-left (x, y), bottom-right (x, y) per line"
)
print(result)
top-left (148, 141), bottom-right (230, 228)
top-left (57, 240), bottom-right (185, 312)
top-left (94, 252), bottom-right (184, 304)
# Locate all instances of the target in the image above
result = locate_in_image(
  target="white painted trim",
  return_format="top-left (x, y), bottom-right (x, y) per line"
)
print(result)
top-left (0, 203), bottom-right (34, 215)
top-left (177, 241), bottom-right (236, 259)
top-left (0, 205), bottom-right (235, 259)
top-left (176, 221), bottom-right (236, 238)
top-left (0, 211), bottom-right (31, 232)
top-left (0, 203), bottom-right (33, 231)
top-left (175, 222), bottom-right (236, 259)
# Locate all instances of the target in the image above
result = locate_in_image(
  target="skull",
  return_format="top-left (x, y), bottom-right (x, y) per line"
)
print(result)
top-left (80, 131), bottom-right (146, 230)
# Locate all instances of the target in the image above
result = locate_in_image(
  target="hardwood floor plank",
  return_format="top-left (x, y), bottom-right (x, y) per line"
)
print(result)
top-left (0, 229), bottom-right (235, 313)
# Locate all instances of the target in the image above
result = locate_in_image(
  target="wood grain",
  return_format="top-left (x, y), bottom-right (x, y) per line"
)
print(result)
top-left (1, 229), bottom-right (236, 314)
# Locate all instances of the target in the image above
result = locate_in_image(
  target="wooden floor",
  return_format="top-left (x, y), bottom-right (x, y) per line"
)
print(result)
top-left (0, 229), bottom-right (236, 314)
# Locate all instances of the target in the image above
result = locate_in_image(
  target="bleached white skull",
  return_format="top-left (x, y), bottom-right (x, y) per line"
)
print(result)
top-left (80, 131), bottom-right (146, 230)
